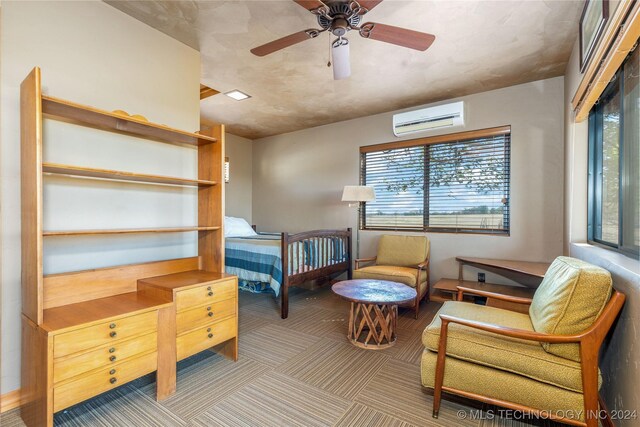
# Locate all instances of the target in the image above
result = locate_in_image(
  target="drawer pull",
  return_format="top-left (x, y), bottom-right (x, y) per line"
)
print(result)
top-left (208, 291), bottom-right (213, 297)
top-left (110, 331), bottom-right (117, 338)
top-left (109, 323), bottom-right (116, 329)
top-left (109, 369), bottom-right (116, 375)
top-left (110, 377), bottom-right (117, 384)
top-left (110, 355), bottom-right (117, 362)
top-left (208, 333), bottom-right (213, 339)
top-left (208, 312), bottom-right (214, 317)
top-left (109, 347), bottom-right (116, 353)
top-left (207, 327), bottom-right (211, 332)
top-left (206, 306), bottom-right (212, 311)
top-left (207, 286), bottom-right (212, 291)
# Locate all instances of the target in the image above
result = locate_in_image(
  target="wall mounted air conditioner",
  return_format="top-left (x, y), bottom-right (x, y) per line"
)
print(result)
top-left (393, 101), bottom-right (464, 137)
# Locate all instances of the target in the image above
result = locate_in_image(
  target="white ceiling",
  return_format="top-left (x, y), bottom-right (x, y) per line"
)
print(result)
top-left (106, 0), bottom-right (583, 139)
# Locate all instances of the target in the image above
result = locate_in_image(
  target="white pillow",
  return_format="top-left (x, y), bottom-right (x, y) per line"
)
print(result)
top-left (224, 216), bottom-right (257, 237)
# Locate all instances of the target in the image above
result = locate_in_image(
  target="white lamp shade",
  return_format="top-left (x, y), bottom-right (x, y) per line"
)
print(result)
top-left (332, 41), bottom-right (351, 80)
top-left (342, 185), bottom-right (375, 202)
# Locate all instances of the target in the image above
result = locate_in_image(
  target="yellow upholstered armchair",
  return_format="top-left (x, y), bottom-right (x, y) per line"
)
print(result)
top-left (353, 235), bottom-right (430, 318)
top-left (421, 256), bottom-right (625, 427)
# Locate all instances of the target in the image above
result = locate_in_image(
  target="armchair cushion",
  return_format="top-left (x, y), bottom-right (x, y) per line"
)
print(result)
top-left (529, 256), bottom-right (612, 362)
top-left (423, 301), bottom-right (599, 393)
top-left (421, 351), bottom-right (587, 422)
top-left (353, 265), bottom-right (426, 288)
top-left (375, 235), bottom-right (429, 267)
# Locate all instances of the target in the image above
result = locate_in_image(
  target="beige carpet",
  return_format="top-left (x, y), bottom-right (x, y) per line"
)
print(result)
top-left (2, 285), bottom-right (562, 427)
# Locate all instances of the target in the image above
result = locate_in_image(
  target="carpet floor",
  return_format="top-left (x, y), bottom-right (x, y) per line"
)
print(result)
top-left (2, 285), bottom-right (564, 426)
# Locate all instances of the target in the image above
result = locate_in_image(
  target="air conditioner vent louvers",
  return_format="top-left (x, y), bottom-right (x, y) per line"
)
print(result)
top-left (393, 101), bottom-right (464, 137)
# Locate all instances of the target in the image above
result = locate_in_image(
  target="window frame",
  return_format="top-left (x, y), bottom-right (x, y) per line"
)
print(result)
top-left (587, 49), bottom-right (639, 259)
top-left (359, 125), bottom-right (511, 236)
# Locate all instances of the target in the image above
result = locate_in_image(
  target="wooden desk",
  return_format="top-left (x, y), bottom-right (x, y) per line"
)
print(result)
top-left (456, 257), bottom-right (550, 288)
top-left (432, 279), bottom-right (535, 313)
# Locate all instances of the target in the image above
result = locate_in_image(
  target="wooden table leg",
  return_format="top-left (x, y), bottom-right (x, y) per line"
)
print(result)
top-left (348, 302), bottom-right (397, 350)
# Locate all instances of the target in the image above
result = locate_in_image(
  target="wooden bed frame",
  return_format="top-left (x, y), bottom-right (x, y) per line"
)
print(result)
top-left (250, 227), bottom-right (353, 318)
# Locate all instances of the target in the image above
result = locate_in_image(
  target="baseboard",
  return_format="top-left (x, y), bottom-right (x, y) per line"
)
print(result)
top-left (0, 388), bottom-right (22, 413)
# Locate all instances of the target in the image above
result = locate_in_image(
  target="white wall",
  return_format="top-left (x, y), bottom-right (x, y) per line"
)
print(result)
top-left (563, 38), bottom-right (589, 252)
top-left (252, 78), bottom-right (565, 285)
top-left (225, 133), bottom-right (253, 223)
top-left (563, 27), bottom-right (640, 425)
top-left (1, 1), bottom-right (200, 394)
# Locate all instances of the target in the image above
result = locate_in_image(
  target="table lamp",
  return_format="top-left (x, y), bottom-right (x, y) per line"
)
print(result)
top-left (342, 185), bottom-right (375, 259)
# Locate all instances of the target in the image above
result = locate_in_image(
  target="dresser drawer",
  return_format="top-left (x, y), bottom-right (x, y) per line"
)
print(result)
top-left (53, 331), bottom-right (157, 384)
top-left (53, 351), bottom-right (157, 412)
top-left (175, 279), bottom-right (236, 312)
top-left (177, 317), bottom-right (236, 361)
top-left (176, 299), bottom-right (236, 335)
top-left (54, 311), bottom-right (157, 358)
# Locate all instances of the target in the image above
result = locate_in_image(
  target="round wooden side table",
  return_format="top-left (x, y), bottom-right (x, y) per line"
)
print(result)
top-left (332, 279), bottom-right (417, 350)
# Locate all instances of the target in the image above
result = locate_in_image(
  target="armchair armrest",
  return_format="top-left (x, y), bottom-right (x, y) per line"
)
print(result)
top-left (455, 286), bottom-right (533, 305)
top-left (438, 314), bottom-right (581, 344)
top-left (417, 259), bottom-right (429, 270)
top-left (355, 257), bottom-right (376, 270)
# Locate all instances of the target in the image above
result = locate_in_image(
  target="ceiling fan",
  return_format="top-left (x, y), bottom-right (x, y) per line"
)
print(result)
top-left (250, 0), bottom-right (436, 80)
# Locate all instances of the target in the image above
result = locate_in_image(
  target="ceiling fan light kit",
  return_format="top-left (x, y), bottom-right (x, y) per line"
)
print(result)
top-left (250, 0), bottom-right (436, 80)
top-left (332, 38), bottom-right (351, 80)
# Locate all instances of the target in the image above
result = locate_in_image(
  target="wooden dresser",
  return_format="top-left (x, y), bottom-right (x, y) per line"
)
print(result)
top-left (138, 271), bottom-right (238, 362)
top-left (42, 294), bottom-right (169, 413)
top-left (19, 67), bottom-right (231, 427)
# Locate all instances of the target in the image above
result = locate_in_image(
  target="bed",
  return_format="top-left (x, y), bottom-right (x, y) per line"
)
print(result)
top-left (224, 221), bottom-right (352, 318)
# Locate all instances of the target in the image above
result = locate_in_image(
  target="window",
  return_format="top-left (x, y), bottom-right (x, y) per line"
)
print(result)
top-left (360, 126), bottom-right (510, 234)
top-left (588, 46), bottom-right (639, 258)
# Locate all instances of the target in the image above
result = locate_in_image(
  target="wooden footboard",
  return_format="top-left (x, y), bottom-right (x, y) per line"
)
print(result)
top-left (280, 228), bottom-right (352, 319)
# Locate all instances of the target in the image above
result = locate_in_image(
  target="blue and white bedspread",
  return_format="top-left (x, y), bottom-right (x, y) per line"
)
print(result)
top-left (225, 233), bottom-right (348, 297)
top-left (225, 234), bottom-right (283, 296)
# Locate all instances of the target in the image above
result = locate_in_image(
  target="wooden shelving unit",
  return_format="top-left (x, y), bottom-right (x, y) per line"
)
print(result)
top-left (43, 163), bottom-right (217, 187)
top-left (20, 67), bottom-right (228, 427)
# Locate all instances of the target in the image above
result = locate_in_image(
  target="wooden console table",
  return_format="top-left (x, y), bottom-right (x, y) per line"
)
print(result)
top-left (431, 257), bottom-right (550, 313)
top-left (455, 257), bottom-right (550, 288)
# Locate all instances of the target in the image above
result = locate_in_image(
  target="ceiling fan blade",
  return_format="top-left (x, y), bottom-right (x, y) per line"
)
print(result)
top-left (251, 30), bottom-right (317, 57)
top-left (293, 0), bottom-right (326, 12)
top-left (360, 22), bottom-right (435, 51)
top-left (357, 0), bottom-right (383, 13)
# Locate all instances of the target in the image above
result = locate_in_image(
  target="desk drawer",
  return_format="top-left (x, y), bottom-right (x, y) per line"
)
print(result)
top-left (176, 299), bottom-right (236, 335)
top-left (175, 279), bottom-right (236, 312)
top-left (54, 311), bottom-right (157, 358)
top-left (177, 317), bottom-right (236, 361)
top-left (53, 332), bottom-right (157, 384)
top-left (53, 351), bottom-right (157, 412)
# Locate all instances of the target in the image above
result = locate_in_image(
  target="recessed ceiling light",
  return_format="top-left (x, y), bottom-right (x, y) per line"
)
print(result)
top-left (224, 90), bottom-right (251, 101)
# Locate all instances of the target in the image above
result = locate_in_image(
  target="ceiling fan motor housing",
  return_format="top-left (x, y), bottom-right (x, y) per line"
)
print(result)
top-left (317, 2), bottom-right (361, 36)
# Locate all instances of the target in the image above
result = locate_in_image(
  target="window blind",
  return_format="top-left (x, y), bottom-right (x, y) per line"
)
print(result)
top-left (361, 127), bottom-right (510, 234)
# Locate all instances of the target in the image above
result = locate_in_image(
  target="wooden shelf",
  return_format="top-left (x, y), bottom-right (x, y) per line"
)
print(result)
top-left (43, 162), bottom-right (217, 187)
top-left (433, 279), bottom-right (536, 299)
top-left (138, 270), bottom-right (236, 292)
top-left (43, 226), bottom-right (220, 236)
top-left (42, 95), bottom-right (217, 147)
top-left (41, 291), bottom-right (172, 333)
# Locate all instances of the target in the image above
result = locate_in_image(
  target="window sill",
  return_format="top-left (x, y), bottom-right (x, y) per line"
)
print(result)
top-left (570, 243), bottom-right (640, 281)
